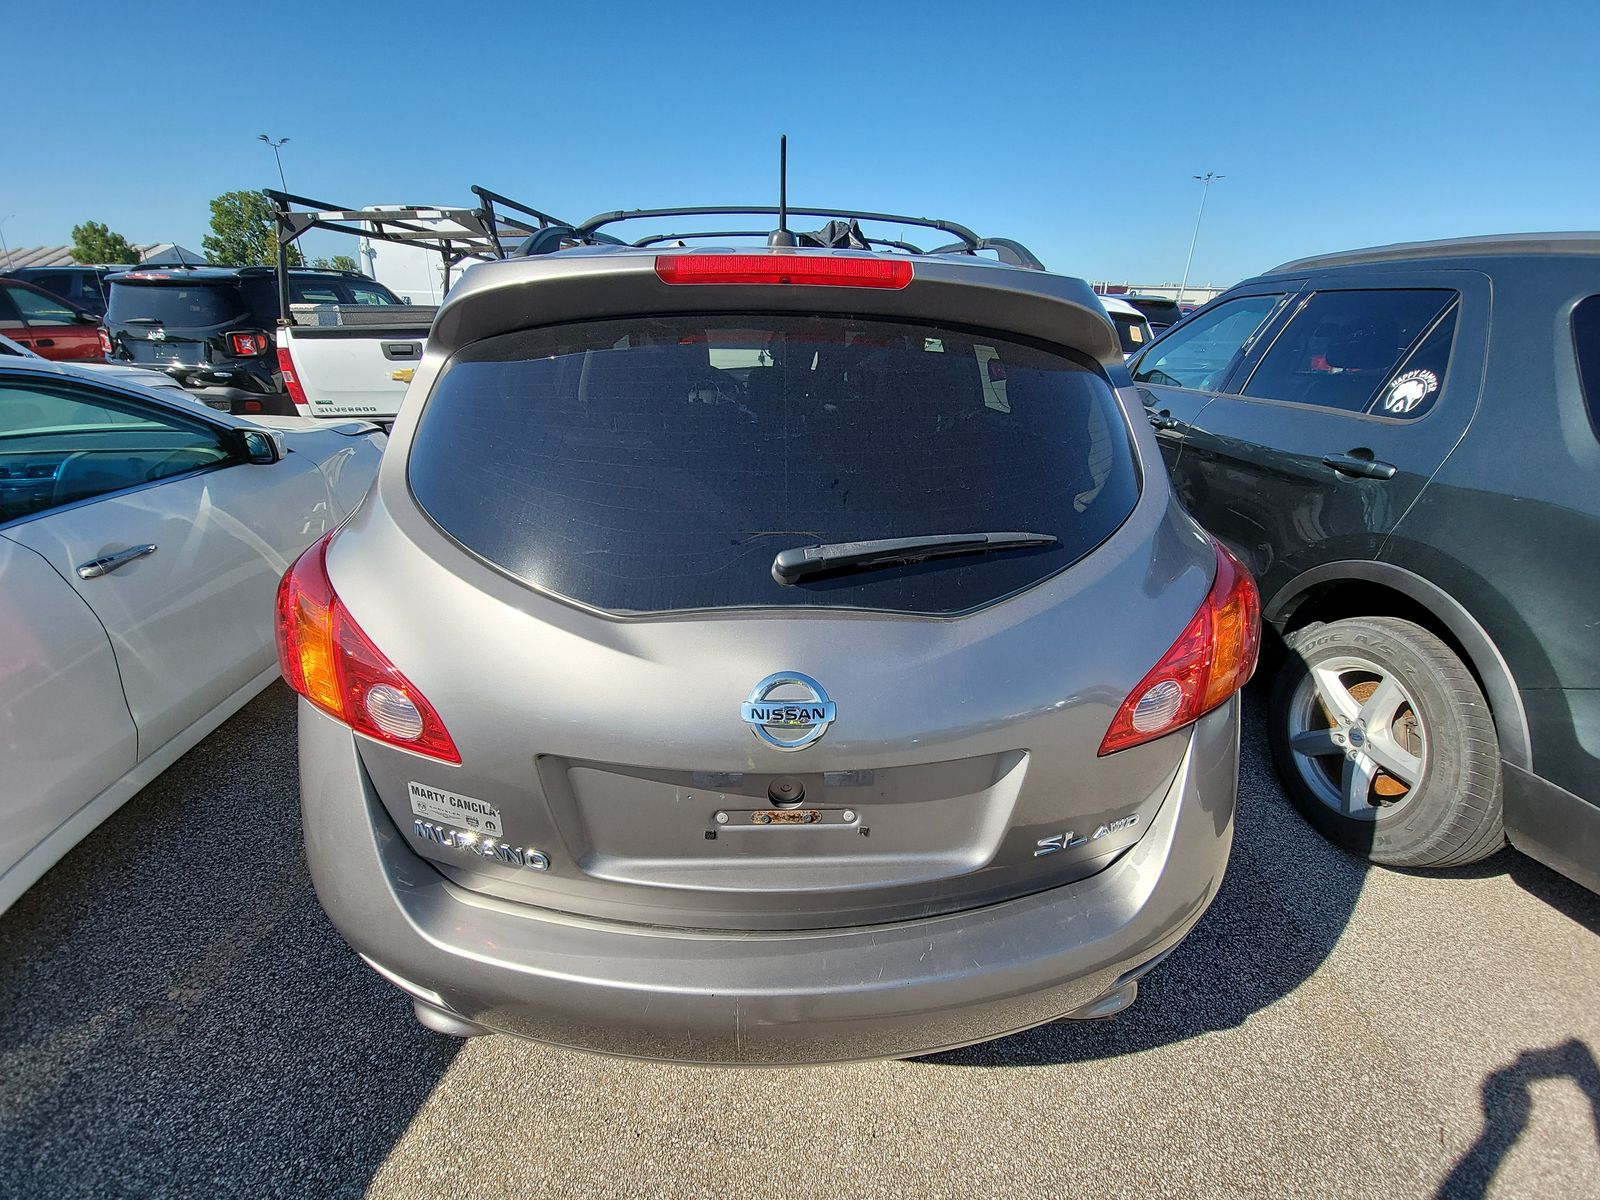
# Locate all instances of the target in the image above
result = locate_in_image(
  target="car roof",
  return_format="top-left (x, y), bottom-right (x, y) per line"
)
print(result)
top-left (0, 352), bottom-right (263, 422)
top-left (1097, 295), bottom-right (1145, 318)
top-left (105, 266), bottom-right (378, 285)
top-left (1270, 231), bottom-right (1600, 274)
top-left (107, 266), bottom-right (269, 282)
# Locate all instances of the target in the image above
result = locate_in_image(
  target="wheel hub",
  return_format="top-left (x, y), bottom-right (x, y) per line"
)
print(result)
top-left (1286, 660), bottom-right (1426, 817)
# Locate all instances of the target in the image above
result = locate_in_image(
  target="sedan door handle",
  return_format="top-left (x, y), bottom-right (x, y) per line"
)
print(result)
top-left (34, 338), bottom-right (55, 348)
top-left (76, 543), bottom-right (158, 579)
top-left (1148, 413), bottom-right (1182, 431)
top-left (1322, 452), bottom-right (1397, 480)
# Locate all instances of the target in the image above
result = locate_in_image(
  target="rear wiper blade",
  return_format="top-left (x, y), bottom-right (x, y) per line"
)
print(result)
top-left (122, 317), bottom-right (163, 325)
top-left (772, 531), bottom-right (1058, 585)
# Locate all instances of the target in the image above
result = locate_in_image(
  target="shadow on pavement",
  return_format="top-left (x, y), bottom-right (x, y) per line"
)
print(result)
top-left (1436, 1039), bottom-right (1600, 1199)
top-left (0, 684), bottom-right (456, 1200)
top-left (925, 692), bottom-right (1379, 1066)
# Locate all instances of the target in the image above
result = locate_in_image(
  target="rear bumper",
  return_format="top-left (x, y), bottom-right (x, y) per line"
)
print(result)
top-left (300, 699), bottom-right (1239, 1064)
top-left (180, 384), bottom-right (295, 416)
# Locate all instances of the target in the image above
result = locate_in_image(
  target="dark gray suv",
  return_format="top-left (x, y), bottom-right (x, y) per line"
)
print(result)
top-left (276, 208), bottom-right (1261, 1062)
top-left (1131, 233), bottom-right (1599, 893)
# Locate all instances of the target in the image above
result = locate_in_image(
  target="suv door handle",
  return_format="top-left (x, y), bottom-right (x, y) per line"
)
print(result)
top-left (1322, 452), bottom-right (1397, 480)
top-left (1148, 413), bottom-right (1182, 431)
top-left (77, 543), bottom-right (158, 579)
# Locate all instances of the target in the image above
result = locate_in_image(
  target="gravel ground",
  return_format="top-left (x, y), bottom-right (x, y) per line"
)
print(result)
top-left (1, 682), bottom-right (1596, 1199)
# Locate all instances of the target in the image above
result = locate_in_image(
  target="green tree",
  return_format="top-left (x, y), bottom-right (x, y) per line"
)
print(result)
top-left (70, 221), bottom-right (140, 264)
top-left (202, 190), bottom-right (302, 266)
top-left (309, 254), bottom-right (360, 272)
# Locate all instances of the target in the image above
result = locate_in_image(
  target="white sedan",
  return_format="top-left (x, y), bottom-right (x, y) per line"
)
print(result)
top-left (0, 356), bottom-right (385, 912)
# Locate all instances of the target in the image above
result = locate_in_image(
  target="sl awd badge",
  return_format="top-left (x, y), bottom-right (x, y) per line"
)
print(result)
top-left (741, 672), bottom-right (836, 751)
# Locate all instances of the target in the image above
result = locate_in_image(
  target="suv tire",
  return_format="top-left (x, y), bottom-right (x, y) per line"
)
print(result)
top-left (1268, 616), bottom-right (1504, 868)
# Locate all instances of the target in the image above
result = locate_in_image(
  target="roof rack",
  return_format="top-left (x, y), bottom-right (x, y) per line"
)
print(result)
top-left (266, 187), bottom-right (571, 321)
top-left (510, 204), bottom-right (1046, 270)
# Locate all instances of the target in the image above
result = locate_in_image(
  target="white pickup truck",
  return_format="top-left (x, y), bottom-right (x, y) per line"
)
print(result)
top-left (278, 302), bottom-right (437, 424)
top-left (270, 191), bottom-right (555, 426)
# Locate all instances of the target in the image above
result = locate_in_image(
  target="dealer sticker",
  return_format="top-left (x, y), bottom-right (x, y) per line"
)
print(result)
top-left (408, 781), bottom-right (503, 837)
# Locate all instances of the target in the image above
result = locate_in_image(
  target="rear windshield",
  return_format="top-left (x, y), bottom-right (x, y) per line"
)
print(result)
top-left (107, 281), bottom-right (245, 326)
top-left (1109, 313), bottom-right (1149, 356)
top-left (409, 314), bottom-right (1139, 615)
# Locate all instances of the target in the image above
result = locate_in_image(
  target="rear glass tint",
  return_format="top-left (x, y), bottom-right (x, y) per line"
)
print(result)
top-left (1573, 295), bottom-right (1600, 442)
top-left (1109, 313), bottom-right (1148, 356)
top-left (409, 314), bottom-right (1139, 615)
top-left (1241, 289), bottom-right (1456, 412)
top-left (107, 282), bottom-right (245, 326)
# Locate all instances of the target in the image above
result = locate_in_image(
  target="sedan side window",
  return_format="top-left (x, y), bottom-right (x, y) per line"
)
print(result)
top-left (6, 286), bottom-right (82, 327)
top-left (1240, 289), bottom-right (1456, 413)
top-left (1131, 295), bottom-right (1284, 391)
top-left (0, 378), bottom-right (234, 524)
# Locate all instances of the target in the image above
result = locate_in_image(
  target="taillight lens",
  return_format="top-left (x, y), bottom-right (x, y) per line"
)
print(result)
top-left (654, 253), bottom-right (913, 289)
top-left (276, 344), bottom-right (309, 408)
top-left (229, 330), bottom-right (270, 356)
top-left (97, 327), bottom-right (113, 356)
top-left (275, 534), bottom-right (460, 763)
top-left (1098, 540), bottom-right (1261, 755)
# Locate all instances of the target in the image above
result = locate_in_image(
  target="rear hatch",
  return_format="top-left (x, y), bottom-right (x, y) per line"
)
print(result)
top-left (105, 276), bottom-right (250, 367)
top-left (328, 254), bottom-right (1217, 931)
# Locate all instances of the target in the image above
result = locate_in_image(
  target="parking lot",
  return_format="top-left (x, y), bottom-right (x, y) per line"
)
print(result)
top-left (0, 683), bottom-right (1591, 1200)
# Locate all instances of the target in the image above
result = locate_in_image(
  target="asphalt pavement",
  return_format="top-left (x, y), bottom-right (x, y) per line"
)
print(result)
top-left (1, 683), bottom-right (1596, 1200)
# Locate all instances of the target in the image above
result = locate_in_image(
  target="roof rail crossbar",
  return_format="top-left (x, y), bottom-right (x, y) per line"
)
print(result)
top-left (574, 206), bottom-right (984, 250)
top-left (630, 230), bottom-right (928, 255)
top-left (925, 238), bottom-right (1047, 271)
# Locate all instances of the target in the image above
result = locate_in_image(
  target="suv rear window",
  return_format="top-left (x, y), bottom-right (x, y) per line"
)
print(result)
top-left (409, 314), bottom-right (1139, 615)
top-left (107, 281), bottom-right (245, 326)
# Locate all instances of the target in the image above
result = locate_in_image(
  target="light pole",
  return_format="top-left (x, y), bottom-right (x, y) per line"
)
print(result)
top-left (1178, 172), bottom-right (1223, 305)
top-left (0, 214), bottom-right (13, 271)
top-left (258, 134), bottom-right (290, 191)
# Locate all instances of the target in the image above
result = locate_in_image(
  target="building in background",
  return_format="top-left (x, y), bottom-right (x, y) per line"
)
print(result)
top-left (1092, 281), bottom-right (1228, 306)
top-left (0, 243), bottom-right (207, 271)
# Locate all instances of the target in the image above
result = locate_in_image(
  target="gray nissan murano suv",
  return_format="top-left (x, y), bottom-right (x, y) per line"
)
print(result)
top-left (277, 209), bottom-right (1260, 1063)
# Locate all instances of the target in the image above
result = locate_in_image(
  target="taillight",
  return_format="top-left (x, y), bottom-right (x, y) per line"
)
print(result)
top-left (276, 344), bottom-right (309, 408)
top-left (229, 330), bottom-right (270, 356)
top-left (1098, 540), bottom-right (1261, 755)
top-left (275, 534), bottom-right (460, 763)
top-left (97, 328), bottom-right (113, 356)
top-left (654, 253), bottom-right (913, 289)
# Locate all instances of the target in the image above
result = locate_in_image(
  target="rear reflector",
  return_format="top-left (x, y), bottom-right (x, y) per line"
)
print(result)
top-left (276, 534), bottom-right (460, 763)
top-left (1098, 539), bottom-right (1261, 755)
top-left (277, 345), bottom-right (309, 408)
top-left (655, 254), bottom-right (913, 289)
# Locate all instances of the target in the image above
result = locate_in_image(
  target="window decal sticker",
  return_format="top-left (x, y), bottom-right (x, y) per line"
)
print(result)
top-left (1382, 368), bottom-right (1439, 414)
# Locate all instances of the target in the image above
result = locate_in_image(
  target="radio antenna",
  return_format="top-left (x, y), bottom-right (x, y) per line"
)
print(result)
top-left (769, 134), bottom-right (796, 247)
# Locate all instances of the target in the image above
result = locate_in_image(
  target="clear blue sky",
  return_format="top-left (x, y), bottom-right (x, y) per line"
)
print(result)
top-left (4, 0), bottom-right (1597, 286)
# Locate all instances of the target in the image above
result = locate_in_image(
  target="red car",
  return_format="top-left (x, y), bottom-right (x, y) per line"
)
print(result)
top-left (0, 275), bottom-right (103, 361)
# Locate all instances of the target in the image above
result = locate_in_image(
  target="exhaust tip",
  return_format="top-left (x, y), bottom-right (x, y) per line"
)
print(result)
top-left (412, 999), bottom-right (492, 1038)
top-left (1061, 981), bottom-right (1139, 1021)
